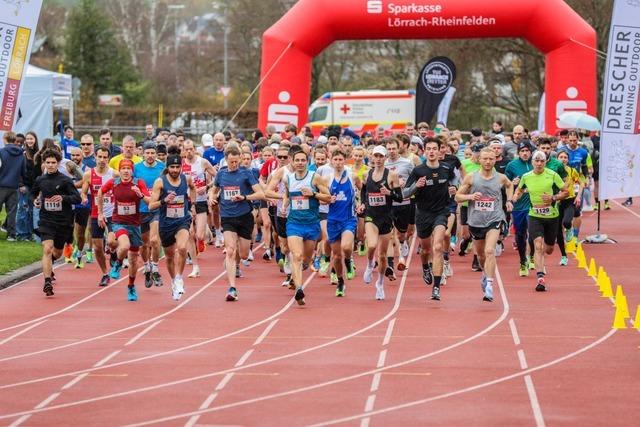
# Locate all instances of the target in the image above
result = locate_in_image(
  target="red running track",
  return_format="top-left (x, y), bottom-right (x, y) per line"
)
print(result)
top-left (0, 201), bottom-right (639, 426)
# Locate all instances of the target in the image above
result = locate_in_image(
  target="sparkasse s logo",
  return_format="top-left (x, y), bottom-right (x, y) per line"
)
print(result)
top-left (367, 0), bottom-right (383, 14)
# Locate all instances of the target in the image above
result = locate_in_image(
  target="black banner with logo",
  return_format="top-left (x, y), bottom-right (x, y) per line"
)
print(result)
top-left (415, 56), bottom-right (456, 125)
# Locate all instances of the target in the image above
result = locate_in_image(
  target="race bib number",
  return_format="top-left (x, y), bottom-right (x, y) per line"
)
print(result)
top-left (166, 195), bottom-right (185, 219)
top-left (533, 205), bottom-right (551, 216)
top-left (368, 193), bottom-right (386, 207)
top-left (44, 197), bottom-right (62, 212)
top-left (223, 186), bottom-right (241, 201)
top-left (476, 198), bottom-right (495, 212)
top-left (117, 202), bottom-right (137, 216)
top-left (291, 196), bottom-right (309, 210)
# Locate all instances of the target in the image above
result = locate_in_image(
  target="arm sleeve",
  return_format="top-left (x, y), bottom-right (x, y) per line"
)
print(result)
top-left (391, 187), bottom-right (404, 203)
top-left (138, 179), bottom-right (151, 196)
top-left (402, 170), bottom-right (418, 198)
top-left (360, 183), bottom-right (367, 204)
top-left (101, 179), bottom-right (114, 194)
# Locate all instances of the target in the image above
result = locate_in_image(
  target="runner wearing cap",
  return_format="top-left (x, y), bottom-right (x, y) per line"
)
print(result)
top-left (97, 159), bottom-right (151, 301)
top-left (359, 145), bottom-right (402, 301)
top-left (148, 154), bottom-right (197, 301)
top-left (134, 142), bottom-right (165, 288)
top-left (208, 145), bottom-right (265, 301)
top-left (32, 149), bottom-right (82, 296)
top-left (403, 137), bottom-right (457, 301)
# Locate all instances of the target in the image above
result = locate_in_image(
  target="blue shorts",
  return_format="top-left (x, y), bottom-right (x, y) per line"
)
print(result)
top-left (327, 218), bottom-right (357, 244)
top-left (286, 221), bottom-right (320, 241)
top-left (112, 223), bottom-right (143, 249)
top-left (141, 211), bottom-right (160, 234)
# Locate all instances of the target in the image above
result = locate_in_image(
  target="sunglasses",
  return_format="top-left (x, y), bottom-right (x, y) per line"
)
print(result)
top-left (80, 143), bottom-right (93, 146)
top-left (277, 155), bottom-right (289, 159)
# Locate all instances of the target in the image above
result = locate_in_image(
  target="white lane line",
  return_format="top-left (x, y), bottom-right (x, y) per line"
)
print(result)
top-left (364, 394), bottom-right (376, 412)
top-left (253, 319), bottom-right (279, 346)
top-left (215, 373), bottom-right (234, 391)
top-left (614, 200), bottom-right (640, 219)
top-left (199, 392), bottom-right (218, 410)
top-left (8, 415), bottom-right (31, 427)
top-left (235, 350), bottom-right (254, 367)
top-left (508, 318), bottom-right (521, 346)
top-left (382, 318), bottom-right (396, 346)
top-left (125, 320), bottom-right (163, 346)
top-left (370, 373), bottom-right (382, 393)
top-left (359, 418), bottom-right (370, 427)
top-left (308, 329), bottom-right (615, 426)
top-left (61, 373), bottom-right (89, 390)
top-left (93, 350), bottom-right (121, 368)
top-left (517, 349), bottom-right (528, 370)
top-left (376, 350), bottom-right (387, 368)
top-left (34, 392), bottom-right (60, 409)
top-left (524, 375), bottom-right (546, 427)
top-left (0, 262), bottom-right (66, 294)
top-left (0, 320), bottom-right (47, 346)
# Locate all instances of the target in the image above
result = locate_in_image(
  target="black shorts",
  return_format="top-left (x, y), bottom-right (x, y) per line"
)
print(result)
top-left (319, 212), bottom-right (328, 221)
top-left (74, 208), bottom-right (90, 227)
top-left (415, 208), bottom-right (450, 239)
top-left (90, 217), bottom-right (111, 239)
top-left (460, 205), bottom-right (469, 226)
top-left (221, 212), bottom-right (255, 241)
top-left (391, 204), bottom-right (412, 233)
top-left (141, 211), bottom-right (159, 234)
top-left (160, 221), bottom-right (191, 248)
top-left (274, 215), bottom-right (288, 239)
top-left (528, 216), bottom-right (559, 246)
top-left (195, 201), bottom-right (209, 215)
top-left (409, 201), bottom-right (416, 225)
top-left (469, 221), bottom-right (504, 241)
top-left (365, 214), bottom-right (393, 236)
top-left (259, 200), bottom-right (269, 209)
top-left (40, 223), bottom-right (74, 250)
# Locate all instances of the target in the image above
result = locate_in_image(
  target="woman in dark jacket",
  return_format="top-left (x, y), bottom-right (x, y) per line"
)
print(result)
top-left (16, 132), bottom-right (39, 240)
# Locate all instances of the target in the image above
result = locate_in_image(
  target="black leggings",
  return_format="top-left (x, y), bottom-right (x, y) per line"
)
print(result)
top-left (556, 198), bottom-right (575, 256)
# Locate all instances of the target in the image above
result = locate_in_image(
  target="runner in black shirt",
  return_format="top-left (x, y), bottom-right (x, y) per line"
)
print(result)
top-left (31, 149), bottom-right (82, 296)
top-left (404, 138), bottom-right (456, 301)
top-left (439, 141), bottom-right (463, 281)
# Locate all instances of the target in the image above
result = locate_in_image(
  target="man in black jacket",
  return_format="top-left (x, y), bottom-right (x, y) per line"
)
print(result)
top-left (0, 132), bottom-right (27, 241)
top-left (31, 149), bottom-right (82, 296)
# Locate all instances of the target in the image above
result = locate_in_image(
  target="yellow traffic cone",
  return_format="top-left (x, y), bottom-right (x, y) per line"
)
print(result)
top-left (566, 239), bottom-right (576, 254)
top-left (634, 305), bottom-right (640, 330)
top-left (613, 304), bottom-right (627, 329)
top-left (614, 285), bottom-right (624, 303)
top-left (576, 243), bottom-right (584, 259)
top-left (601, 276), bottom-right (613, 298)
top-left (588, 258), bottom-right (597, 277)
top-left (577, 247), bottom-right (587, 269)
top-left (596, 266), bottom-right (606, 288)
top-left (618, 295), bottom-right (630, 319)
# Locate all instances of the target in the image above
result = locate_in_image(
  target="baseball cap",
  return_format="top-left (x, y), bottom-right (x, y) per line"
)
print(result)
top-left (166, 154), bottom-right (182, 166)
top-left (471, 143), bottom-right (487, 153)
top-left (372, 145), bottom-right (387, 156)
top-left (518, 140), bottom-right (533, 152)
top-left (317, 135), bottom-right (328, 144)
top-left (201, 133), bottom-right (213, 147)
top-left (143, 141), bottom-right (157, 151)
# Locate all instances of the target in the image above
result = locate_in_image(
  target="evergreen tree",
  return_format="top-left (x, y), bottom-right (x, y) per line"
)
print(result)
top-left (64, 0), bottom-right (139, 105)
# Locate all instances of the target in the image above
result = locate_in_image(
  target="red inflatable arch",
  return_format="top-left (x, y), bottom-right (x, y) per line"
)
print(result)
top-left (257, 0), bottom-right (596, 135)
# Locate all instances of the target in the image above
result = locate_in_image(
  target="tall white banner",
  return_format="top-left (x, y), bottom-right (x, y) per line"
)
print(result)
top-left (0, 0), bottom-right (44, 144)
top-left (599, 0), bottom-right (640, 199)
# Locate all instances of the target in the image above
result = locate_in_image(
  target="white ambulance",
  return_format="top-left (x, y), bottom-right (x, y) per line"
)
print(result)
top-left (306, 90), bottom-right (416, 135)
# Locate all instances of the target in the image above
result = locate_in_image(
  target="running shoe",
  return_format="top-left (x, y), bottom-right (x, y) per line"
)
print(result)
top-left (385, 266), bottom-right (396, 281)
top-left (186, 254), bottom-right (193, 265)
top-left (604, 201), bottom-right (611, 210)
top-left (483, 280), bottom-right (494, 302)
top-left (255, 230), bottom-right (263, 243)
top-left (99, 274), bottom-right (110, 287)
top-left (519, 263), bottom-right (529, 277)
top-left (440, 274), bottom-right (447, 286)
top-left (430, 286), bottom-right (441, 301)
top-left (622, 198), bottom-right (633, 207)
top-left (288, 278), bottom-right (296, 290)
top-left (215, 233), bottom-right (223, 248)
top-left (127, 285), bottom-right (138, 301)
top-left (318, 258), bottom-right (330, 277)
top-left (241, 257), bottom-right (251, 267)
top-left (422, 266), bottom-right (433, 285)
top-left (375, 281), bottom-right (385, 300)
top-left (85, 250), bottom-right (94, 264)
top-left (64, 244), bottom-right (73, 263)
top-left (400, 241), bottom-right (409, 258)
top-left (144, 271), bottom-right (153, 288)
top-left (72, 248), bottom-right (80, 261)
top-left (535, 277), bottom-right (547, 292)
top-left (294, 287), bottom-right (306, 305)
top-left (152, 271), bottom-right (163, 287)
top-left (495, 241), bottom-right (503, 257)
top-left (357, 242), bottom-right (367, 256)
top-left (480, 274), bottom-right (487, 292)
top-left (443, 260), bottom-right (453, 277)
top-left (346, 262), bottom-right (356, 280)
top-left (109, 261), bottom-right (122, 279)
top-left (471, 257), bottom-right (482, 272)
top-left (123, 258), bottom-right (129, 269)
top-left (247, 250), bottom-right (254, 262)
top-left (564, 228), bottom-right (573, 243)
top-left (283, 258), bottom-right (292, 275)
top-left (278, 256), bottom-right (285, 273)
top-left (527, 256), bottom-right (535, 270)
top-left (187, 265), bottom-right (200, 278)
top-left (74, 257), bottom-right (84, 269)
top-left (226, 286), bottom-right (238, 301)
top-left (281, 274), bottom-right (292, 287)
top-left (43, 280), bottom-right (54, 296)
top-left (174, 277), bottom-right (185, 300)
top-left (363, 262), bottom-right (374, 284)
top-left (559, 256), bottom-right (568, 266)
top-left (335, 280), bottom-right (345, 297)
top-left (236, 265), bottom-right (242, 278)
top-left (397, 257), bottom-right (407, 271)
top-left (263, 248), bottom-right (272, 261)
top-left (311, 256), bottom-right (320, 272)
top-left (330, 272), bottom-right (339, 285)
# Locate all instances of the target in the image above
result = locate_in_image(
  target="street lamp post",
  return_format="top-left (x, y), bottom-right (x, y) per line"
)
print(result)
top-left (168, 4), bottom-right (185, 92)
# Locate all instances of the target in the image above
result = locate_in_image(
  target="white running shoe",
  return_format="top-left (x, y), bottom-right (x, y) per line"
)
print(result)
top-left (241, 257), bottom-right (251, 267)
top-left (215, 232), bottom-right (223, 248)
top-left (187, 265), bottom-right (200, 278)
top-left (400, 241), bottom-right (409, 258)
top-left (283, 258), bottom-right (292, 275)
top-left (123, 258), bottom-right (129, 269)
top-left (443, 260), bottom-right (453, 277)
top-left (247, 250), bottom-right (254, 262)
top-left (186, 256), bottom-right (193, 265)
top-left (364, 262), bottom-right (374, 284)
top-left (375, 280), bottom-right (385, 300)
top-left (171, 280), bottom-right (180, 301)
top-left (174, 277), bottom-right (185, 300)
top-left (495, 241), bottom-right (503, 257)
